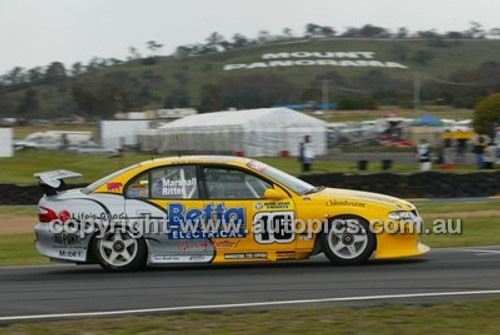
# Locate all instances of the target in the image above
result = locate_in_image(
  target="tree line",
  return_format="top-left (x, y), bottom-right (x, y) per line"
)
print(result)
top-left (1, 22), bottom-right (500, 119)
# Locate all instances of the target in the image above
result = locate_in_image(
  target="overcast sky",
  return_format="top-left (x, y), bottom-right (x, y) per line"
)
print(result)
top-left (0, 0), bottom-right (499, 74)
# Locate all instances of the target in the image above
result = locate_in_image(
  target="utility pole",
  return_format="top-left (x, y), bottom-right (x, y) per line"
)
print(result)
top-left (321, 79), bottom-right (329, 114)
top-left (413, 72), bottom-right (420, 118)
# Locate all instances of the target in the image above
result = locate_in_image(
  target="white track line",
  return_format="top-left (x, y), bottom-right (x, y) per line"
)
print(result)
top-left (2, 289), bottom-right (500, 322)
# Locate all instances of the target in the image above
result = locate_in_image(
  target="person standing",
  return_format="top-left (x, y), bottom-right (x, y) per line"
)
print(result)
top-left (484, 138), bottom-right (496, 169)
top-left (300, 135), bottom-right (315, 172)
top-left (417, 139), bottom-right (432, 172)
top-left (473, 135), bottom-right (486, 169)
top-left (442, 130), bottom-right (454, 165)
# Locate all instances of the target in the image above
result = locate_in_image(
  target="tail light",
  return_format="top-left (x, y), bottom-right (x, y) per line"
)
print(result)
top-left (38, 206), bottom-right (57, 223)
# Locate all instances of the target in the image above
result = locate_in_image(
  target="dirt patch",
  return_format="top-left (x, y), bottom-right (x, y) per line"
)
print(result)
top-left (1, 216), bottom-right (36, 235)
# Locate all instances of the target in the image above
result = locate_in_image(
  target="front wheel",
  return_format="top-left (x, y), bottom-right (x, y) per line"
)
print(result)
top-left (320, 215), bottom-right (375, 265)
top-left (94, 229), bottom-right (147, 271)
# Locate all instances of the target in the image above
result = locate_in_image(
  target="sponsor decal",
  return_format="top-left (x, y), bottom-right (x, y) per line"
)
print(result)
top-left (152, 254), bottom-right (212, 263)
top-left (326, 199), bottom-right (366, 208)
top-left (213, 239), bottom-right (240, 249)
top-left (176, 240), bottom-right (211, 251)
top-left (106, 182), bottom-right (123, 191)
top-left (224, 51), bottom-right (408, 71)
top-left (160, 177), bottom-right (196, 196)
top-left (254, 211), bottom-right (295, 244)
top-left (262, 202), bottom-right (291, 210)
top-left (224, 253), bottom-right (267, 260)
top-left (167, 203), bottom-right (246, 239)
top-left (57, 210), bottom-right (71, 223)
top-left (247, 161), bottom-right (267, 172)
top-left (52, 233), bottom-right (80, 245)
top-left (255, 202), bottom-right (264, 210)
top-left (58, 250), bottom-right (82, 258)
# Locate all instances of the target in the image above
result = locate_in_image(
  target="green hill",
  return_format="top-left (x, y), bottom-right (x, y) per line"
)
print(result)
top-left (2, 38), bottom-right (500, 118)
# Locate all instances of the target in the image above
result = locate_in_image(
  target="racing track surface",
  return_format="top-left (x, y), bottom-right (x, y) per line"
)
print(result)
top-left (1, 246), bottom-right (500, 322)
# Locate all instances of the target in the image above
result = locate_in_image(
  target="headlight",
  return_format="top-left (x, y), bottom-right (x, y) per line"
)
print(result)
top-left (388, 211), bottom-right (414, 220)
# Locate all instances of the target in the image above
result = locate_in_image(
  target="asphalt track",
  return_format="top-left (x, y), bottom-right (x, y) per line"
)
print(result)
top-left (1, 246), bottom-right (500, 322)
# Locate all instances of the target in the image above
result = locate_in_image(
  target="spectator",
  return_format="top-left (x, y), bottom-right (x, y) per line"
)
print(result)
top-left (299, 135), bottom-right (315, 172)
top-left (456, 138), bottom-right (467, 164)
top-left (473, 135), bottom-right (487, 169)
top-left (484, 138), bottom-right (496, 169)
top-left (417, 139), bottom-right (432, 172)
top-left (443, 130), bottom-right (454, 165)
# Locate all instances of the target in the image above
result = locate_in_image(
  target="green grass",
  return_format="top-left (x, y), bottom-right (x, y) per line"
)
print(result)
top-left (3, 298), bottom-right (500, 334)
top-left (0, 151), bottom-right (152, 184)
top-left (0, 234), bottom-right (50, 266)
top-left (421, 216), bottom-right (500, 248)
top-left (416, 201), bottom-right (500, 214)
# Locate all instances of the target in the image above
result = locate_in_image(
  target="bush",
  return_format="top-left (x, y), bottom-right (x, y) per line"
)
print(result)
top-left (473, 93), bottom-right (500, 136)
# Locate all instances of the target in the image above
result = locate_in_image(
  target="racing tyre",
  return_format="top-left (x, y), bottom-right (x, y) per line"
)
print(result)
top-left (320, 215), bottom-right (375, 265)
top-left (93, 229), bottom-right (147, 272)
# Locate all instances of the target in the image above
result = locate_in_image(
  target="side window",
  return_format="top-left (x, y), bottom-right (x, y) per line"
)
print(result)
top-left (126, 172), bottom-right (149, 198)
top-left (203, 167), bottom-right (272, 199)
top-left (151, 165), bottom-right (199, 199)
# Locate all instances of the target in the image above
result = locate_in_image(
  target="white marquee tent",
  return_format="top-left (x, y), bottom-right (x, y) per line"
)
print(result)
top-left (157, 108), bottom-right (327, 157)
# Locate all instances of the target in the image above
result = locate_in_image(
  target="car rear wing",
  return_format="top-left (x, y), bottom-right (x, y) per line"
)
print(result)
top-left (34, 169), bottom-right (83, 195)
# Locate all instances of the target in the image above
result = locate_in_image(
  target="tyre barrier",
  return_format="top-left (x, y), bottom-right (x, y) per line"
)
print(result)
top-left (299, 171), bottom-right (500, 199)
top-left (0, 172), bottom-right (499, 205)
top-left (0, 183), bottom-right (88, 205)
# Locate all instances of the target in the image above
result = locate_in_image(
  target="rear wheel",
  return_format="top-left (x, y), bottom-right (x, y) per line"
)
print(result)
top-left (320, 215), bottom-right (375, 265)
top-left (94, 229), bottom-right (147, 271)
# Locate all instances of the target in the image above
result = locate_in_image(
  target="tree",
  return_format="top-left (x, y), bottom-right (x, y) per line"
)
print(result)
top-left (473, 93), bottom-right (500, 135)
top-left (27, 67), bottom-right (43, 83)
top-left (44, 61), bottom-right (67, 82)
top-left (146, 40), bottom-right (163, 55)
top-left (199, 84), bottom-right (222, 113)
top-left (128, 47), bottom-right (141, 60)
top-left (232, 33), bottom-right (250, 48)
top-left (206, 32), bottom-right (226, 52)
top-left (395, 27), bottom-right (408, 39)
top-left (282, 27), bottom-right (294, 38)
top-left (17, 88), bottom-right (40, 118)
top-left (164, 89), bottom-right (190, 108)
top-left (71, 62), bottom-right (84, 76)
top-left (413, 50), bottom-right (435, 64)
top-left (3, 66), bottom-right (26, 85)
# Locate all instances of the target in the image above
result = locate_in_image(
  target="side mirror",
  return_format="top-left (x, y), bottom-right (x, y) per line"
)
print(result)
top-left (264, 188), bottom-right (287, 200)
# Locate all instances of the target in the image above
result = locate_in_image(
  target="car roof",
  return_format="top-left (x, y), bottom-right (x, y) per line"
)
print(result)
top-left (138, 155), bottom-right (253, 169)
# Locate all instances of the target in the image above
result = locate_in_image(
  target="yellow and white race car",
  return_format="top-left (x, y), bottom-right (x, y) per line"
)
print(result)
top-left (34, 156), bottom-right (429, 271)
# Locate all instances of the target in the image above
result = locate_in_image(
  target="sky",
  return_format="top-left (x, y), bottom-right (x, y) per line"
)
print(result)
top-left (0, 0), bottom-right (499, 74)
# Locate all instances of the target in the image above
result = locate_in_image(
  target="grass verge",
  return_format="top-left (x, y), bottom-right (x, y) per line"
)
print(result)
top-left (2, 298), bottom-right (500, 334)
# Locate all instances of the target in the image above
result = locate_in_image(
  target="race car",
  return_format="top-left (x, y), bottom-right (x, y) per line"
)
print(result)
top-left (34, 156), bottom-right (429, 271)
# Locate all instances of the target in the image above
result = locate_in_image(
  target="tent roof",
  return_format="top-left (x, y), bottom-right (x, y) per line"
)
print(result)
top-left (416, 114), bottom-right (443, 126)
top-left (158, 107), bottom-right (326, 130)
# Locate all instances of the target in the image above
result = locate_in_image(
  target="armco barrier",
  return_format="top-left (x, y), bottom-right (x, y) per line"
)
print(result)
top-left (299, 171), bottom-right (500, 199)
top-left (0, 172), bottom-right (499, 205)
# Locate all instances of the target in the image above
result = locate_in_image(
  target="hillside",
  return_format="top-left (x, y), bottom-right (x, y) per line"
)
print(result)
top-left (2, 38), bottom-right (500, 118)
